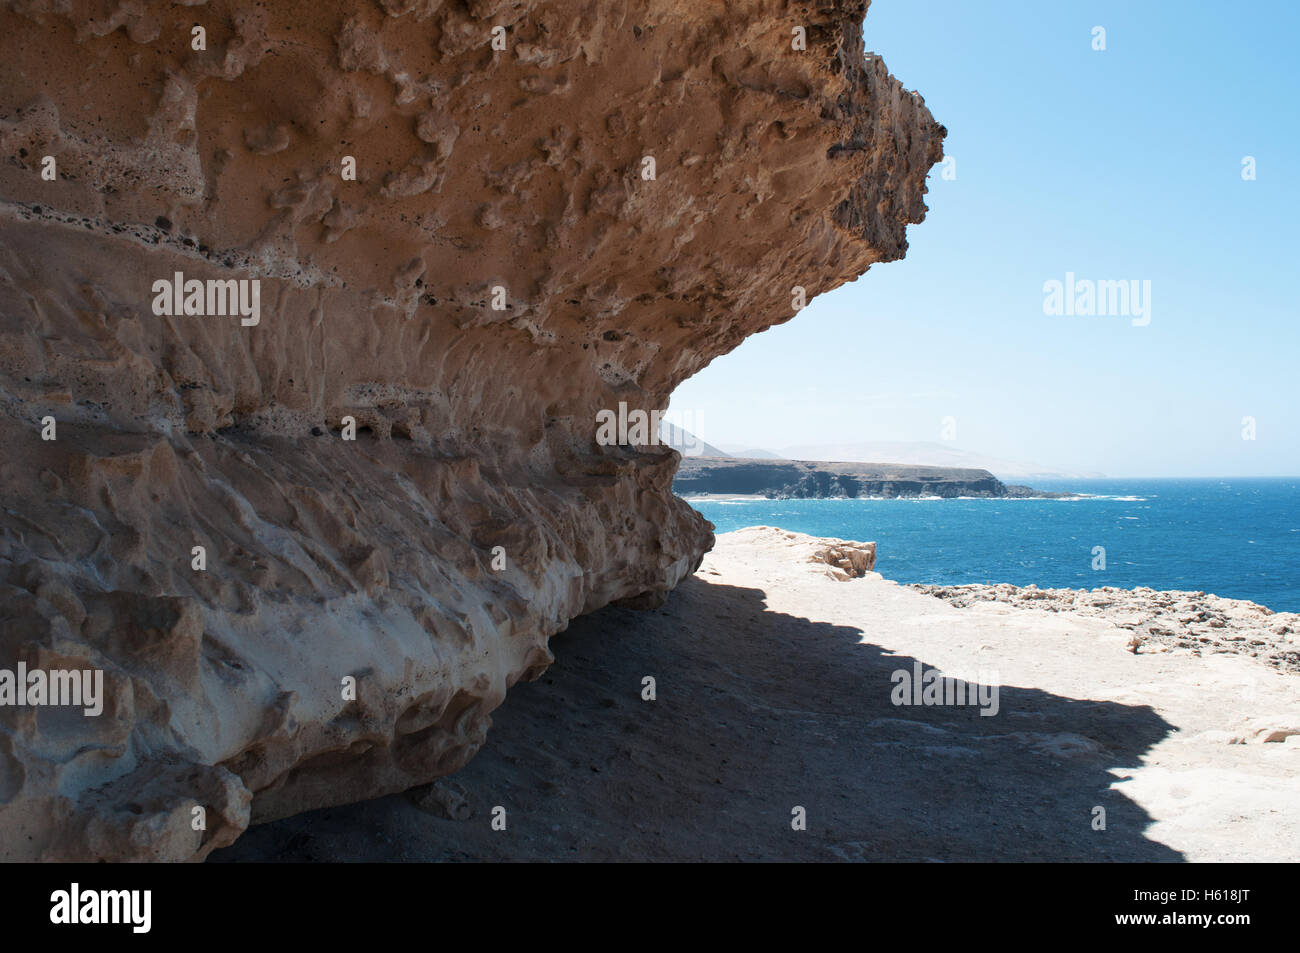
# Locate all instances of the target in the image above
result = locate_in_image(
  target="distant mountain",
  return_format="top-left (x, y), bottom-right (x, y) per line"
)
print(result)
top-left (717, 445), bottom-right (785, 459)
top-left (774, 441), bottom-right (1103, 480)
top-left (654, 431), bottom-right (1094, 479)
top-left (658, 421), bottom-right (730, 458)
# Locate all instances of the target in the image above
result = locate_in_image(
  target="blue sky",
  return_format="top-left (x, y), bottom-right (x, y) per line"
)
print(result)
top-left (671, 0), bottom-right (1299, 477)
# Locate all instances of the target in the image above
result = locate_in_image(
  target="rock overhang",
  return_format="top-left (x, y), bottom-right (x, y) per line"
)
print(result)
top-left (0, 0), bottom-right (943, 860)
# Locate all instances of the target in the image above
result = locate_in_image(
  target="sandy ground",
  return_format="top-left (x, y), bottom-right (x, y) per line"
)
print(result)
top-left (213, 527), bottom-right (1300, 863)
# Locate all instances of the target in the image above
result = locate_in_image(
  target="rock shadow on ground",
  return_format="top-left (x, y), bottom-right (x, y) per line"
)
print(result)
top-left (213, 572), bottom-right (1181, 862)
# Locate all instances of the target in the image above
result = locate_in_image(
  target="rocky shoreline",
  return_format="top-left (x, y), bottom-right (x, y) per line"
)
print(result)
top-left (912, 583), bottom-right (1300, 674)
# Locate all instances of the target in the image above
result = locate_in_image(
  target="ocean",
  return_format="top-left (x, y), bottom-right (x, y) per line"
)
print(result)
top-left (686, 477), bottom-right (1300, 613)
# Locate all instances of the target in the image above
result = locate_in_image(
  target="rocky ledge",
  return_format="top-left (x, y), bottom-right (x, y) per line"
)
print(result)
top-left (674, 457), bottom-right (1068, 499)
top-left (913, 584), bottom-right (1300, 674)
top-left (0, 2), bottom-right (943, 859)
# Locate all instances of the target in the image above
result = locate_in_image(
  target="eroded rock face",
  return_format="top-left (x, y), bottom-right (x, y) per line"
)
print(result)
top-left (0, 0), bottom-right (943, 860)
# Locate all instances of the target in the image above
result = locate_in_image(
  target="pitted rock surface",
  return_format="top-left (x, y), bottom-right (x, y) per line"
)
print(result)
top-left (0, 1), bottom-right (943, 860)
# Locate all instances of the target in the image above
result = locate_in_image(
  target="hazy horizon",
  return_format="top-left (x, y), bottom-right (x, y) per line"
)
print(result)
top-left (669, 0), bottom-right (1299, 480)
top-left (675, 429), bottom-right (1300, 481)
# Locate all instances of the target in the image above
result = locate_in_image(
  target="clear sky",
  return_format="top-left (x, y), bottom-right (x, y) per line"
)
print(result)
top-left (670, 0), bottom-right (1300, 477)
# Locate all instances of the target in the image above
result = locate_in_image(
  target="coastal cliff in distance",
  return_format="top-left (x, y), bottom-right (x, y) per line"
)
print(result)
top-left (0, 1), bottom-right (944, 860)
top-left (675, 458), bottom-right (1067, 499)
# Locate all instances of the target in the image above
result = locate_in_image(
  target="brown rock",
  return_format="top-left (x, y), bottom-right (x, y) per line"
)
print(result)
top-left (0, 0), bottom-right (942, 860)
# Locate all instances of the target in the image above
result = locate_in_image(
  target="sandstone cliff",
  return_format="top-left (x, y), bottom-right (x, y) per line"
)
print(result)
top-left (0, 0), bottom-right (943, 860)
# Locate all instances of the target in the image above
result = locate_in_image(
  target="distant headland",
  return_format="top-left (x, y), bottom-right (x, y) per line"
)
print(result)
top-left (674, 457), bottom-right (1073, 500)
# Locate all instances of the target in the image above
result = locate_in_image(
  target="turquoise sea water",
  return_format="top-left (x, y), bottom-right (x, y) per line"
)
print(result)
top-left (686, 478), bottom-right (1300, 612)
